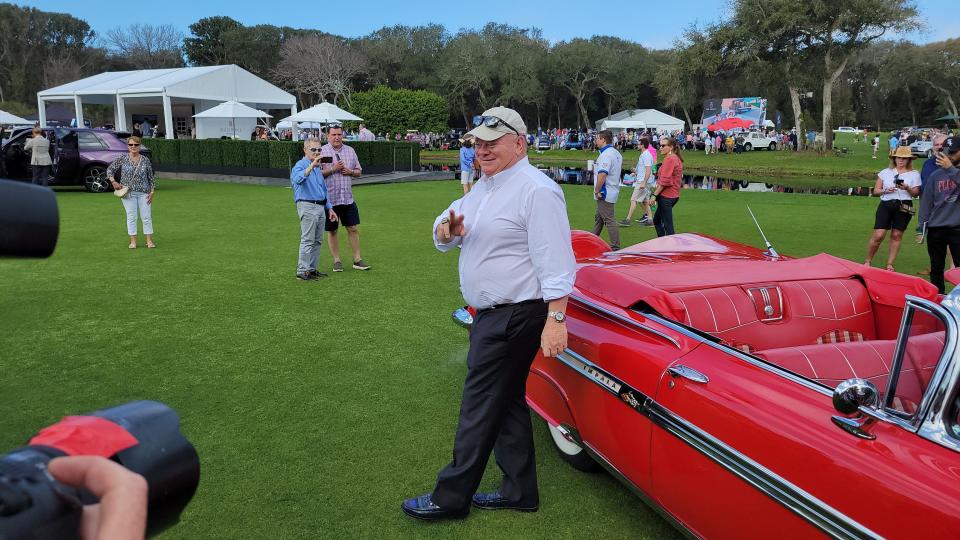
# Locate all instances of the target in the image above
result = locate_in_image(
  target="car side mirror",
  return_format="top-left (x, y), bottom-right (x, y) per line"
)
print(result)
top-left (832, 378), bottom-right (879, 414)
top-left (831, 378), bottom-right (879, 439)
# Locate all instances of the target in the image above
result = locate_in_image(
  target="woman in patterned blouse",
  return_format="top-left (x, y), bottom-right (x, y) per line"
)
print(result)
top-left (107, 136), bottom-right (156, 248)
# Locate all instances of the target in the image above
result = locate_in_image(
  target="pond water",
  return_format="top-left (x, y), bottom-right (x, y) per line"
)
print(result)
top-left (421, 164), bottom-right (870, 197)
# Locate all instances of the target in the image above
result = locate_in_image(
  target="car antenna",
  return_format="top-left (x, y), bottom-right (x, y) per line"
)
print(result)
top-left (747, 206), bottom-right (780, 260)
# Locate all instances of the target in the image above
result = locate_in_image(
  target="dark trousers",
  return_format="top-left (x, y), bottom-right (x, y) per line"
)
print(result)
top-left (431, 300), bottom-right (547, 509)
top-left (927, 227), bottom-right (960, 293)
top-left (654, 196), bottom-right (679, 237)
top-left (31, 165), bottom-right (51, 187)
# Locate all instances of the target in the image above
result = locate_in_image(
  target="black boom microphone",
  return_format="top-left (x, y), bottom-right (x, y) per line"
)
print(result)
top-left (0, 179), bottom-right (59, 258)
top-left (0, 401), bottom-right (200, 539)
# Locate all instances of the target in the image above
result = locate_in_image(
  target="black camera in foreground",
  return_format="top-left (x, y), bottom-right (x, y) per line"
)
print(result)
top-left (0, 401), bottom-right (200, 539)
top-left (1, 182), bottom-right (199, 538)
top-left (0, 180), bottom-right (58, 258)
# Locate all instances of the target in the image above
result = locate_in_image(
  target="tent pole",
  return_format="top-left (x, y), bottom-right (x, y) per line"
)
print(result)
top-left (162, 93), bottom-right (174, 139)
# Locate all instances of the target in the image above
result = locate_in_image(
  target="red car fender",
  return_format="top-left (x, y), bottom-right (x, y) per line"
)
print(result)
top-left (526, 361), bottom-right (578, 430)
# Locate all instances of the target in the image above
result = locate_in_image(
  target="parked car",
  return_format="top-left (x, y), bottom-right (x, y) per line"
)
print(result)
top-left (741, 131), bottom-right (777, 151)
top-left (834, 126), bottom-right (864, 134)
top-left (910, 140), bottom-right (935, 158)
top-left (536, 136), bottom-right (553, 151)
top-left (562, 132), bottom-right (584, 150)
top-left (452, 231), bottom-right (960, 538)
top-left (0, 128), bottom-right (147, 192)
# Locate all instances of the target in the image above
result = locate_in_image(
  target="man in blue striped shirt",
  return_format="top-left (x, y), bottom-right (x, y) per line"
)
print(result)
top-left (291, 137), bottom-right (338, 280)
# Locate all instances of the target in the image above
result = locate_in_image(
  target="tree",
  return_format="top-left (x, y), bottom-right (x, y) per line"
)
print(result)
top-left (592, 37), bottom-right (654, 118)
top-left (358, 24), bottom-right (448, 92)
top-left (0, 4), bottom-right (93, 102)
top-left (349, 86), bottom-right (447, 133)
top-left (183, 16), bottom-right (241, 66)
top-left (918, 38), bottom-right (960, 129)
top-left (273, 34), bottom-right (368, 107)
top-left (733, 0), bottom-right (919, 148)
top-left (550, 39), bottom-right (612, 128)
top-left (103, 24), bottom-right (184, 68)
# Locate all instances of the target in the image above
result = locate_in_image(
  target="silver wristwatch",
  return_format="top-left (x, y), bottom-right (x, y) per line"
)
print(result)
top-left (548, 311), bottom-right (566, 323)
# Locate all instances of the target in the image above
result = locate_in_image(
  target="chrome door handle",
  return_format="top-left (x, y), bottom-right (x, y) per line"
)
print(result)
top-left (667, 365), bottom-right (709, 384)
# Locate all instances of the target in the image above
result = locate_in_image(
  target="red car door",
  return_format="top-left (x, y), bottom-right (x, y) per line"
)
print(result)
top-left (647, 322), bottom-right (960, 538)
top-left (534, 296), bottom-right (691, 496)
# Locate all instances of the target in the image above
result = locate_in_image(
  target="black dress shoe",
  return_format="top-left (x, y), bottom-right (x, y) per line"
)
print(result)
top-left (401, 494), bottom-right (469, 521)
top-left (471, 491), bottom-right (538, 512)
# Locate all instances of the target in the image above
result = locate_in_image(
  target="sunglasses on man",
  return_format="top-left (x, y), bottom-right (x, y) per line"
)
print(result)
top-left (473, 115), bottom-right (521, 136)
top-left (309, 148), bottom-right (322, 153)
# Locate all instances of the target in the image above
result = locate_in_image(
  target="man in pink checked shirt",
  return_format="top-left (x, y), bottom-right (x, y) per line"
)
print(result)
top-left (320, 124), bottom-right (371, 271)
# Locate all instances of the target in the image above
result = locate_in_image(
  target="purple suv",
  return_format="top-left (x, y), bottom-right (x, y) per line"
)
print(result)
top-left (0, 128), bottom-right (150, 192)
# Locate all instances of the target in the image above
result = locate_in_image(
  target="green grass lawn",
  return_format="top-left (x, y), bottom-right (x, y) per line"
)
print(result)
top-left (424, 132), bottom-right (894, 185)
top-left (0, 178), bottom-right (932, 538)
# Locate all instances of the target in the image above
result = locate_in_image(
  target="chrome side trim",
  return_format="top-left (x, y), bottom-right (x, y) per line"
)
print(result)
top-left (645, 402), bottom-right (880, 540)
top-left (641, 312), bottom-right (834, 397)
top-left (556, 349), bottom-right (625, 398)
top-left (569, 294), bottom-right (681, 349)
top-left (552, 347), bottom-right (882, 540)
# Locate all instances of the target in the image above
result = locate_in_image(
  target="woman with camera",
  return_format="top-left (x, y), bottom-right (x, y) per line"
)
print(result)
top-left (864, 145), bottom-right (921, 271)
top-left (107, 136), bottom-right (156, 249)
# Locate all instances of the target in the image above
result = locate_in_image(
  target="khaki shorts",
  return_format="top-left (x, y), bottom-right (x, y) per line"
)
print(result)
top-left (631, 182), bottom-right (654, 202)
top-left (460, 170), bottom-right (475, 185)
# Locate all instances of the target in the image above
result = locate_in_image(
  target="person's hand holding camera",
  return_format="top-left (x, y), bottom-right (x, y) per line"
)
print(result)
top-left (48, 456), bottom-right (148, 540)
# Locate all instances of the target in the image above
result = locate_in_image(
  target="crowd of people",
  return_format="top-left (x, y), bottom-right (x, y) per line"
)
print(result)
top-left (867, 130), bottom-right (960, 293)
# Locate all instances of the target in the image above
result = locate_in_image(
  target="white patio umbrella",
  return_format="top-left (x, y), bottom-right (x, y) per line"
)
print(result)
top-left (280, 102), bottom-right (362, 124)
top-left (193, 100), bottom-right (272, 138)
top-left (0, 109), bottom-right (31, 125)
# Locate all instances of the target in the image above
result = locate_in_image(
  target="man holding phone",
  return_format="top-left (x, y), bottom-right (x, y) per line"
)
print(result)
top-left (320, 125), bottom-right (370, 271)
top-left (291, 137), bottom-right (338, 280)
top-left (918, 136), bottom-right (960, 293)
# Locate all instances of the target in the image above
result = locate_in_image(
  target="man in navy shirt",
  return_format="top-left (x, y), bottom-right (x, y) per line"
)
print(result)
top-left (290, 137), bottom-right (338, 280)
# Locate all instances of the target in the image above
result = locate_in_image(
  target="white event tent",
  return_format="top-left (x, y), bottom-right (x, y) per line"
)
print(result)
top-left (281, 102), bottom-right (362, 124)
top-left (36, 65), bottom-right (296, 139)
top-left (280, 102), bottom-right (362, 140)
top-left (596, 109), bottom-right (685, 133)
top-left (0, 109), bottom-right (31, 125)
top-left (192, 100), bottom-right (271, 139)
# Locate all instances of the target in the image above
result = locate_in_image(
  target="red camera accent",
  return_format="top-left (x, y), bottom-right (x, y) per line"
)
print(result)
top-left (29, 416), bottom-right (138, 457)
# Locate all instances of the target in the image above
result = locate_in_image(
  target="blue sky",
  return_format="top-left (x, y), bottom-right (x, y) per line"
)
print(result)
top-left (18, 0), bottom-right (960, 48)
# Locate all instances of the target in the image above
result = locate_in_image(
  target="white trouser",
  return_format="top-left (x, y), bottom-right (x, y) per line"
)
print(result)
top-left (121, 191), bottom-right (153, 235)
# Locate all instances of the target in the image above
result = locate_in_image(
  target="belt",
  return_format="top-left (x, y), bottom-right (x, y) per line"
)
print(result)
top-left (476, 298), bottom-right (544, 314)
top-left (297, 199), bottom-right (326, 206)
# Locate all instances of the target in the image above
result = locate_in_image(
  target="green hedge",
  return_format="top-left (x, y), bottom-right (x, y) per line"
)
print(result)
top-left (179, 140), bottom-right (201, 166)
top-left (269, 142), bottom-right (302, 170)
top-left (221, 140), bottom-right (247, 167)
top-left (142, 138), bottom-right (179, 164)
top-left (144, 139), bottom-right (419, 171)
top-left (198, 139), bottom-right (223, 167)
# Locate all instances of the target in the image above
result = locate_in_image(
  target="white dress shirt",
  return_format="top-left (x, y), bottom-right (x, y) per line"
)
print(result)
top-left (433, 157), bottom-right (577, 309)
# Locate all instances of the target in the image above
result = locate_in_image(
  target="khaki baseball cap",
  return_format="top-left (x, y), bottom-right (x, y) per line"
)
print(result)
top-left (466, 106), bottom-right (527, 141)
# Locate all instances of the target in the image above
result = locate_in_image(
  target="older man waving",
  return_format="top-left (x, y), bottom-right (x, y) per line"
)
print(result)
top-left (402, 107), bottom-right (577, 521)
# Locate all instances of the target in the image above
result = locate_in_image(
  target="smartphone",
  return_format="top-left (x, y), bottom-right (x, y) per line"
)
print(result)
top-left (320, 156), bottom-right (333, 164)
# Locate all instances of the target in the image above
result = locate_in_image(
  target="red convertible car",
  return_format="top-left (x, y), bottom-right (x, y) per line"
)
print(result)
top-left (453, 232), bottom-right (960, 539)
